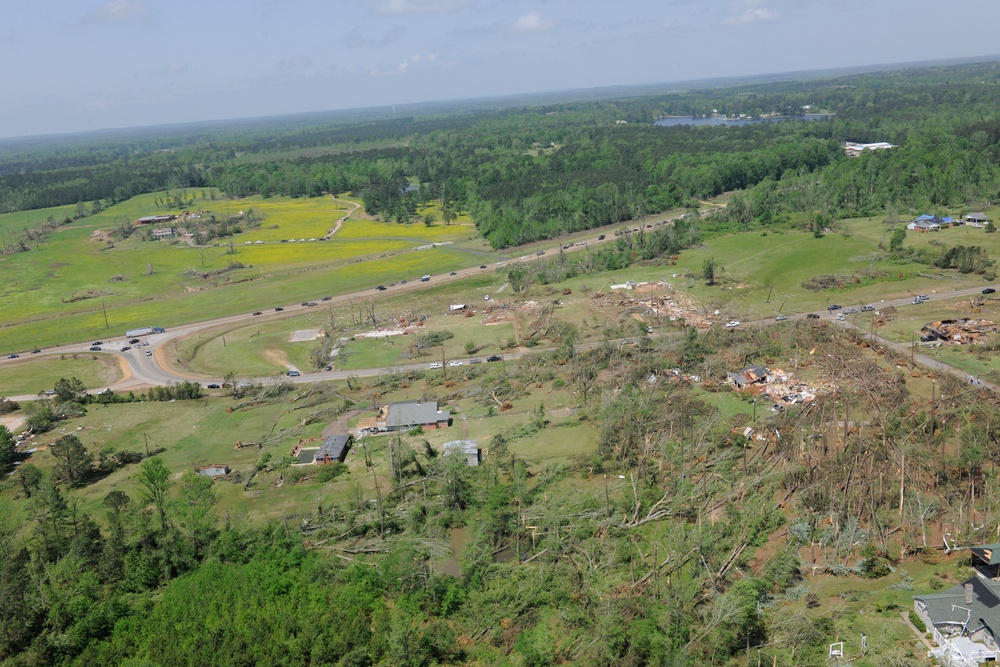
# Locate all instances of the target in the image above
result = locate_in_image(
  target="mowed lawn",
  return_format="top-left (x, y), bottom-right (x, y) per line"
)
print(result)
top-left (0, 353), bottom-right (123, 395)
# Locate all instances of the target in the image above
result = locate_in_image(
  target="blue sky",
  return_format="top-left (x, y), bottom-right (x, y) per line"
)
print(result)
top-left (2, 0), bottom-right (999, 139)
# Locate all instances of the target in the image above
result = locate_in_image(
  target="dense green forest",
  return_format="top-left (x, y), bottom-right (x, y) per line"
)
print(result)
top-left (4, 62), bottom-right (1000, 246)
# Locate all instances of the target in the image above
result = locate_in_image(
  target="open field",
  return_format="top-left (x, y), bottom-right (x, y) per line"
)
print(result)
top-left (0, 189), bottom-right (495, 352)
top-left (0, 353), bottom-right (123, 395)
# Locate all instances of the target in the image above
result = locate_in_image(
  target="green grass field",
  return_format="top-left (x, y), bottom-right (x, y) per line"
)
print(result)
top-left (0, 190), bottom-right (500, 352)
top-left (0, 354), bottom-right (123, 395)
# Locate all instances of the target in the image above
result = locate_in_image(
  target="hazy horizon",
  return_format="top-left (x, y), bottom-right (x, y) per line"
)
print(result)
top-left (3, 0), bottom-right (1000, 141)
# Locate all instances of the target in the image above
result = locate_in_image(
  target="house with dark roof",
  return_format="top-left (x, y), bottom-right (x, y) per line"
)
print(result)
top-left (965, 213), bottom-right (991, 225)
top-left (912, 544), bottom-right (1000, 663)
top-left (291, 434), bottom-right (352, 465)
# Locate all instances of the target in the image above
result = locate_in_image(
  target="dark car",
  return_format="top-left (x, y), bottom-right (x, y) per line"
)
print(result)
top-left (536, 250), bottom-right (545, 256)
top-left (280, 239), bottom-right (288, 242)
top-left (7, 354), bottom-right (18, 359)
top-left (301, 302), bottom-right (310, 306)
top-left (274, 307), bottom-right (284, 312)
top-left (252, 311), bottom-right (263, 316)
top-left (806, 314), bottom-right (821, 319)
top-left (400, 280), bottom-right (407, 284)
top-left (598, 235), bottom-right (605, 240)
top-left (827, 304), bottom-right (841, 311)
top-left (480, 265), bottom-right (487, 269)
top-left (89, 346), bottom-right (101, 351)
top-left (128, 338), bottom-right (140, 344)
top-left (376, 285), bottom-right (387, 291)
top-left (321, 296), bottom-right (332, 301)
top-left (984, 288), bottom-right (997, 294)
top-left (206, 383), bottom-right (221, 389)
top-left (92, 341), bottom-right (103, 346)
top-left (287, 370), bottom-right (301, 377)
top-left (450, 271), bottom-right (458, 275)
top-left (120, 346), bottom-right (131, 351)
top-left (486, 355), bottom-right (503, 362)
top-left (31, 349), bottom-right (41, 354)
top-left (324, 365), bottom-right (332, 371)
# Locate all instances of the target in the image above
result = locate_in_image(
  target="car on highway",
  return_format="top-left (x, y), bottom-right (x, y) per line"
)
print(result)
top-left (274, 307), bottom-right (284, 311)
top-left (301, 302), bottom-right (310, 306)
top-left (286, 370), bottom-right (300, 377)
top-left (598, 235), bottom-right (605, 240)
top-left (324, 365), bottom-right (332, 371)
top-left (827, 304), bottom-right (841, 311)
top-left (480, 265), bottom-right (487, 269)
top-left (807, 313), bottom-right (821, 319)
top-left (145, 351), bottom-right (152, 356)
top-left (206, 384), bottom-right (220, 389)
top-left (844, 307), bottom-right (857, 314)
top-left (775, 315), bottom-right (789, 321)
top-left (469, 358), bottom-right (483, 364)
top-left (399, 279), bottom-right (407, 284)
top-left (120, 346), bottom-right (131, 351)
top-left (520, 255), bottom-right (528, 260)
top-left (725, 321), bottom-right (740, 328)
top-left (92, 341), bottom-right (103, 346)
top-left (429, 362), bottom-right (443, 369)
top-left (984, 288), bottom-right (997, 294)
top-left (322, 296), bottom-right (332, 301)
top-left (129, 338), bottom-right (140, 344)
top-left (420, 275), bottom-right (431, 282)
top-left (486, 355), bottom-right (502, 362)
top-left (536, 250), bottom-right (545, 256)
top-left (448, 360), bottom-right (463, 367)
top-left (450, 271), bottom-right (457, 276)
top-left (89, 346), bottom-right (101, 351)
top-left (577, 241), bottom-right (587, 246)
top-left (152, 327), bottom-right (165, 333)
top-left (836, 313), bottom-right (846, 321)
top-left (861, 305), bottom-right (875, 311)
top-left (375, 286), bottom-right (387, 291)
top-left (563, 244), bottom-right (572, 249)
top-left (281, 239), bottom-right (289, 243)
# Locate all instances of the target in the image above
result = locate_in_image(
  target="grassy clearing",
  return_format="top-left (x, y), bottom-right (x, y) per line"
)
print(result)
top-left (0, 354), bottom-right (123, 395)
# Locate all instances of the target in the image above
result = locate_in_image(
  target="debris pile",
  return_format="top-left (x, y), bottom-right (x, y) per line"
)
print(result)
top-left (726, 365), bottom-right (833, 408)
top-left (594, 282), bottom-right (717, 327)
top-left (920, 319), bottom-right (997, 344)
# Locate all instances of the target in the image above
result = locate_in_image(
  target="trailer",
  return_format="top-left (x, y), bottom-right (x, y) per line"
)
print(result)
top-left (125, 327), bottom-right (153, 337)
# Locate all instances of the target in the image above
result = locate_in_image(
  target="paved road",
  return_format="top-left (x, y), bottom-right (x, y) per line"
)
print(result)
top-left (2, 220), bottom-right (995, 401)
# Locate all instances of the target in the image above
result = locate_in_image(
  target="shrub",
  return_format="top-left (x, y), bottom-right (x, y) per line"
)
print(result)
top-left (908, 610), bottom-right (926, 632)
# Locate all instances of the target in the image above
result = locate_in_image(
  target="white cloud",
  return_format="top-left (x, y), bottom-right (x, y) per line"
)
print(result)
top-left (512, 11), bottom-right (556, 33)
top-left (370, 51), bottom-right (443, 77)
top-left (365, 0), bottom-right (470, 15)
top-left (722, 0), bottom-right (778, 26)
top-left (83, 0), bottom-right (151, 24)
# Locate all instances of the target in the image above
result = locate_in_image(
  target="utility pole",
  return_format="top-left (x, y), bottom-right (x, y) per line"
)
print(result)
top-left (142, 433), bottom-right (150, 457)
top-left (102, 298), bottom-right (110, 330)
top-left (765, 285), bottom-right (773, 304)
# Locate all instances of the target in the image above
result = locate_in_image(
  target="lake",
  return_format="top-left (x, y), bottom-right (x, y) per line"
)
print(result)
top-left (655, 114), bottom-right (833, 127)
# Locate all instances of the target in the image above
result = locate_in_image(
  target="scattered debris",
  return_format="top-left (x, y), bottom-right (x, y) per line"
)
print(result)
top-left (920, 319), bottom-right (997, 344)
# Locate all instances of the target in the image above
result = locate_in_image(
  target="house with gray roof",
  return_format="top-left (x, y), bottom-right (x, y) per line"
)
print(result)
top-left (727, 364), bottom-right (769, 390)
top-left (913, 548), bottom-right (1000, 663)
top-left (383, 401), bottom-right (451, 432)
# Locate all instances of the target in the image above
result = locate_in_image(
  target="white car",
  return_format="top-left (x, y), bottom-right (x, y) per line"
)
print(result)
top-left (775, 315), bottom-right (788, 321)
top-left (429, 362), bottom-right (443, 369)
top-left (448, 360), bottom-right (464, 367)
top-left (725, 321), bottom-right (741, 328)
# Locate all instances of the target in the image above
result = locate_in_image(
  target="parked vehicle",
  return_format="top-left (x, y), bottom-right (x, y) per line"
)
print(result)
top-left (429, 362), bottom-right (443, 369)
top-left (120, 346), bottom-right (131, 351)
top-left (775, 315), bottom-right (788, 321)
top-left (725, 321), bottom-right (741, 328)
top-left (827, 304), bottom-right (841, 311)
top-left (206, 384), bottom-right (220, 389)
top-left (807, 313), bottom-right (821, 319)
top-left (376, 285), bottom-right (387, 291)
top-left (469, 358), bottom-right (483, 364)
top-left (31, 349), bottom-right (40, 354)
top-left (861, 305), bottom-right (875, 311)
top-left (274, 307), bottom-right (284, 311)
top-left (7, 354), bottom-right (19, 359)
top-left (286, 370), bottom-right (300, 377)
top-left (486, 355), bottom-right (502, 362)
top-left (448, 360), bottom-right (463, 367)
top-left (984, 288), bottom-right (996, 294)
top-left (252, 311), bottom-right (263, 316)
top-left (89, 346), bottom-right (101, 351)
top-left (598, 235), bottom-right (606, 240)
top-left (836, 313), bottom-right (846, 321)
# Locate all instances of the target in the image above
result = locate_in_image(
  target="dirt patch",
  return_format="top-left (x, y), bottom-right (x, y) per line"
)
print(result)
top-left (0, 414), bottom-right (26, 433)
top-left (263, 348), bottom-right (291, 369)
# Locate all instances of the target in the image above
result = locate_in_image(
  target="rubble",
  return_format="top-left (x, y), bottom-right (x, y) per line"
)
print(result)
top-left (592, 281), bottom-right (718, 328)
top-left (920, 319), bottom-right (997, 344)
top-left (725, 365), bottom-right (832, 408)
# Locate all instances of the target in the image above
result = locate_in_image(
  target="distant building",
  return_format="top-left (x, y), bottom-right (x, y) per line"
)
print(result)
top-left (965, 213), bottom-right (991, 224)
top-left (727, 364), bottom-right (769, 390)
top-left (136, 215), bottom-right (177, 225)
top-left (443, 440), bottom-right (481, 467)
top-left (152, 227), bottom-right (175, 239)
top-left (844, 141), bottom-right (896, 157)
top-left (196, 464), bottom-right (230, 477)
